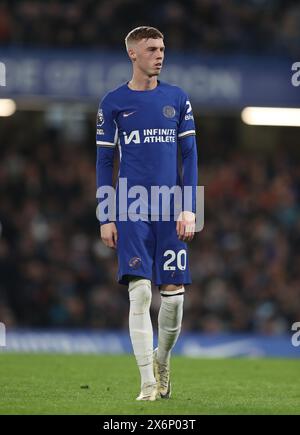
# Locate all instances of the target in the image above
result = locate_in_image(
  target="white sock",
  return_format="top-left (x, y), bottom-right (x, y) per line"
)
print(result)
top-left (128, 279), bottom-right (156, 387)
top-left (157, 287), bottom-right (184, 365)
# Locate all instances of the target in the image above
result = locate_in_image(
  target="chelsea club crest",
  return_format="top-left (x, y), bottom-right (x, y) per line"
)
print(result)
top-left (163, 105), bottom-right (176, 118)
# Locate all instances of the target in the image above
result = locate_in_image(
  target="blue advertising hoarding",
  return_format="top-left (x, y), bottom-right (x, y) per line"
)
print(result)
top-left (1, 330), bottom-right (299, 358)
top-left (0, 49), bottom-right (299, 108)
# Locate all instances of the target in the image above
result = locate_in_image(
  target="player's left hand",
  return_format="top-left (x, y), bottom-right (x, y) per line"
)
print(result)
top-left (176, 211), bottom-right (196, 242)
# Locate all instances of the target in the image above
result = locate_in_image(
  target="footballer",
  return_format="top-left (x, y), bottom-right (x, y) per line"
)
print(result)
top-left (96, 26), bottom-right (198, 401)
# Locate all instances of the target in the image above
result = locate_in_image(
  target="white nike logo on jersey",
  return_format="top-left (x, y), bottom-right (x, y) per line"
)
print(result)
top-left (123, 111), bottom-right (136, 117)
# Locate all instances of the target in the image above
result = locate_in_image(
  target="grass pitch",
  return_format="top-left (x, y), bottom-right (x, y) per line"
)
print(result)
top-left (0, 354), bottom-right (299, 415)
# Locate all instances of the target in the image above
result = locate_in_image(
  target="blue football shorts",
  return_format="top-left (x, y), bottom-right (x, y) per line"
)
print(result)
top-left (115, 217), bottom-right (191, 286)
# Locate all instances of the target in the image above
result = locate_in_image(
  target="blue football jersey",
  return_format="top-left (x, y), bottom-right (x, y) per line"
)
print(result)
top-left (96, 80), bottom-right (198, 222)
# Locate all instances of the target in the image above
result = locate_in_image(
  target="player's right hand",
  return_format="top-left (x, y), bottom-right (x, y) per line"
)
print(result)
top-left (100, 223), bottom-right (118, 249)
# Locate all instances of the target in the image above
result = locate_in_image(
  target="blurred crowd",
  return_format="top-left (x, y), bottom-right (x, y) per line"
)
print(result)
top-left (0, 114), bottom-right (300, 334)
top-left (0, 0), bottom-right (299, 55)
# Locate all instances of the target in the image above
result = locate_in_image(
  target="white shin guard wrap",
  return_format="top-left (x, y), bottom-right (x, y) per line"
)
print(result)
top-left (128, 279), bottom-right (155, 381)
top-left (157, 288), bottom-right (184, 365)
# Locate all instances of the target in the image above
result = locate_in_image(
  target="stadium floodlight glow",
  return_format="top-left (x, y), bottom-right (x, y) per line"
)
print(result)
top-left (0, 99), bottom-right (16, 116)
top-left (241, 107), bottom-right (300, 127)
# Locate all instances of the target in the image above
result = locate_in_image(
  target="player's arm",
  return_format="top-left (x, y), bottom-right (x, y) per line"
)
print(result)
top-left (96, 96), bottom-right (118, 248)
top-left (177, 95), bottom-right (198, 242)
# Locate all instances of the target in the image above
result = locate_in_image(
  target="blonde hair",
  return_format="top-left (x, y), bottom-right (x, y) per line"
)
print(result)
top-left (125, 26), bottom-right (164, 50)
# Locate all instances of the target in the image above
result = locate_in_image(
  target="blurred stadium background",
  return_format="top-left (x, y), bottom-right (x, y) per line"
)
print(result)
top-left (0, 0), bottom-right (300, 357)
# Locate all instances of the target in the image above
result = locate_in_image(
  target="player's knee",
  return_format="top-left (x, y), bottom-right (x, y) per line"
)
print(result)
top-left (160, 284), bottom-right (183, 292)
top-left (128, 278), bottom-right (152, 307)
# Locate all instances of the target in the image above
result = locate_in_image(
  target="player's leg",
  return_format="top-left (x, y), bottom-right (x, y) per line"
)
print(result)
top-left (116, 219), bottom-right (158, 400)
top-left (157, 283), bottom-right (185, 367)
top-left (128, 276), bottom-right (158, 401)
top-left (153, 283), bottom-right (185, 398)
top-left (153, 220), bottom-right (191, 398)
